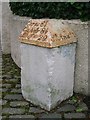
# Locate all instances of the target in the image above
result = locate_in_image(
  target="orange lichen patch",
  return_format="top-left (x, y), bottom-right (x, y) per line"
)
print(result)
top-left (19, 19), bottom-right (77, 48)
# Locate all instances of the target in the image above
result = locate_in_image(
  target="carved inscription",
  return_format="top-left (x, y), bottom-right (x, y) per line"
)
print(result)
top-left (22, 20), bottom-right (48, 41)
top-left (19, 19), bottom-right (77, 48)
top-left (52, 32), bottom-right (73, 42)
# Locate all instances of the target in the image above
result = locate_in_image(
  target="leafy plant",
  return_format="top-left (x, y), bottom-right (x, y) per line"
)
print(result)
top-left (9, 2), bottom-right (90, 21)
top-left (76, 107), bottom-right (83, 112)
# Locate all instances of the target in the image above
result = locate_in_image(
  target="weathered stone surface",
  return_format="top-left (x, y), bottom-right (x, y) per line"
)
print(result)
top-left (64, 113), bottom-right (86, 119)
top-left (0, 116), bottom-right (2, 120)
top-left (2, 2), bottom-right (11, 54)
top-left (10, 15), bottom-right (30, 67)
top-left (57, 104), bottom-right (76, 112)
top-left (29, 107), bottom-right (45, 114)
top-left (4, 94), bottom-right (23, 100)
top-left (9, 115), bottom-right (35, 118)
top-left (10, 15), bottom-right (88, 96)
top-left (16, 84), bottom-right (21, 88)
top-left (0, 100), bottom-right (2, 105)
top-left (21, 42), bottom-right (76, 111)
top-left (66, 20), bottom-right (88, 95)
top-left (2, 88), bottom-right (8, 93)
top-left (39, 113), bottom-right (62, 119)
top-left (11, 88), bottom-right (21, 94)
top-left (2, 84), bottom-right (11, 88)
top-left (76, 102), bottom-right (88, 112)
top-left (2, 108), bottom-right (25, 115)
top-left (19, 19), bottom-right (77, 48)
top-left (1, 54), bottom-right (89, 119)
top-left (0, 84), bottom-right (1, 89)
top-left (10, 101), bottom-right (29, 107)
top-left (2, 75), bottom-right (12, 79)
top-left (5, 78), bottom-right (18, 83)
top-left (2, 100), bottom-right (7, 106)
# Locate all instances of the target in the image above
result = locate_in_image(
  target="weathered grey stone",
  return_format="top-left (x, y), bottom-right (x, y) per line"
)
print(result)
top-left (10, 101), bottom-right (29, 107)
top-left (10, 15), bottom-right (88, 95)
top-left (14, 75), bottom-right (21, 79)
top-left (11, 88), bottom-right (21, 94)
top-left (2, 88), bottom-right (8, 93)
top-left (9, 115), bottom-right (35, 118)
top-left (2, 115), bottom-right (7, 119)
top-left (5, 78), bottom-right (18, 83)
top-left (21, 42), bottom-right (76, 111)
top-left (2, 100), bottom-right (7, 106)
top-left (16, 84), bottom-right (21, 88)
top-left (0, 116), bottom-right (2, 120)
top-left (0, 100), bottom-right (2, 105)
top-left (65, 20), bottom-right (88, 95)
top-left (64, 113), bottom-right (86, 119)
top-left (76, 102), bottom-right (88, 112)
top-left (0, 84), bottom-right (1, 88)
top-left (57, 104), bottom-right (76, 112)
top-left (2, 75), bottom-right (12, 79)
top-left (0, 94), bottom-right (1, 99)
top-left (4, 94), bottom-right (23, 100)
top-left (10, 15), bottom-right (30, 68)
top-left (2, 2), bottom-right (11, 54)
top-left (2, 108), bottom-right (25, 115)
top-left (2, 84), bottom-right (11, 88)
top-left (39, 113), bottom-right (62, 119)
top-left (66, 99), bottom-right (76, 105)
top-left (29, 107), bottom-right (45, 114)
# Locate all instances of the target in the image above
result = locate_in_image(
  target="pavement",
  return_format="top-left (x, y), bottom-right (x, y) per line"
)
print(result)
top-left (1, 54), bottom-right (90, 120)
top-left (0, 46), bottom-right (2, 120)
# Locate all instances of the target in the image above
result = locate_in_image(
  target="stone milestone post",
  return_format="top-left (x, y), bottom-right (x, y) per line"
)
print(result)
top-left (19, 19), bottom-right (77, 111)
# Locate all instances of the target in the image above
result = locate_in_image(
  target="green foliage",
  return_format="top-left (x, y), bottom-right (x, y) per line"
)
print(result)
top-left (9, 2), bottom-right (89, 21)
top-left (71, 96), bottom-right (78, 103)
top-left (76, 107), bottom-right (83, 112)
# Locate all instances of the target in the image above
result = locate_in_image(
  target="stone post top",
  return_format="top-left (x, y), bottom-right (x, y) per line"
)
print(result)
top-left (19, 19), bottom-right (77, 48)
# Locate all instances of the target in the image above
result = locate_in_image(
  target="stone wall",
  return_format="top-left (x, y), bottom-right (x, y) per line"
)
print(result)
top-left (0, 2), bottom-right (2, 49)
top-left (1, 2), bottom-right (11, 54)
top-left (10, 15), bottom-right (30, 68)
top-left (65, 20), bottom-right (88, 96)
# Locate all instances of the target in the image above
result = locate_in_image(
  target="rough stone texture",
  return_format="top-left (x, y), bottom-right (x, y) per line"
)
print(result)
top-left (1, 2), bottom-right (12, 54)
top-left (29, 107), bottom-right (45, 114)
top-left (2, 100), bottom-right (7, 106)
top-left (2, 88), bottom-right (8, 93)
top-left (2, 84), bottom-right (11, 88)
top-left (2, 108), bottom-right (25, 115)
top-left (4, 94), bottom-right (24, 101)
top-left (76, 102), bottom-right (88, 112)
top-left (9, 115), bottom-right (35, 119)
top-left (0, 2), bottom-right (2, 49)
top-left (10, 15), bottom-right (30, 67)
top-left (10, 101), bottom-right (29, 107)
top-left (21, 43), bottom-right (76, 111)
top-left (5, 78), bottom-right (18, 83)
top-left (39, 113), bottom-right (62, 119)
top-left (64, 113), bottom-right (86, 119)
top-left (57, 104), bottom-right (76, 112)
top-left (64, 20), bottom-right (88, 96)
top-left (0, 48), bottom-right (2, 117)
top-left (16, 84), bottom-right (21, 88)
top-left (11, 88), bottom-right (21, 93)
